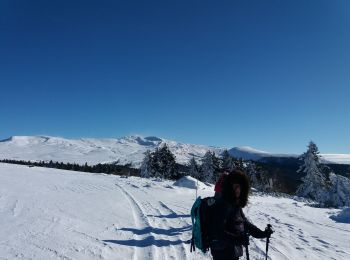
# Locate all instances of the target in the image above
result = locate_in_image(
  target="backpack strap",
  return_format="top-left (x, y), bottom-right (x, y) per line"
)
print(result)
top-left (190, 197), bottom-right (202, 252)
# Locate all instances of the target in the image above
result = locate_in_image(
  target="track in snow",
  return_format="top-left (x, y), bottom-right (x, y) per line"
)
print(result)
top-left (114, 181), bottom-right (194, 260)
top-left (114, 183), bottom-right (156, 260)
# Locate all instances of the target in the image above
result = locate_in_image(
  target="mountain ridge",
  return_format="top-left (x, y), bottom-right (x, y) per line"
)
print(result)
top-left (1, 135), bottom-right (350, 166)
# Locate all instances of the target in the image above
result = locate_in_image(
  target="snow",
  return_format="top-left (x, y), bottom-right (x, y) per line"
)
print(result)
top-left (173, 176), bottom-right (210, 190)
top-left (1, 135), bottom-right (350, 167)
top-left (0, 135), bottom-right (224, 167)
top-left (330, 208), bottom-right (350, 224)
top-left (1, 163), bottom-right (349, 259)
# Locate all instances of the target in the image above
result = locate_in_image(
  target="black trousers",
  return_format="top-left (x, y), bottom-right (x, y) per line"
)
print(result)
top-left (211, 249), bottom-right (239, 260)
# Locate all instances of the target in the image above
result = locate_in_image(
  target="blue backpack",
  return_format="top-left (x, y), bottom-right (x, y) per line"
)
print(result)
top-left (190, 196), bottom-right (216, 253)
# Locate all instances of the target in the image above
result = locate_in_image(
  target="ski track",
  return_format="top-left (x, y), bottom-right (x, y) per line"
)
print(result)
top-left (114, 182), bottom-right (156, 260)
top-left (121, 181), bottom-right (190, 260)
top-left (139, 183), bottom-right (191, 259)
top-left (145, 200), bottom-right (187, 260)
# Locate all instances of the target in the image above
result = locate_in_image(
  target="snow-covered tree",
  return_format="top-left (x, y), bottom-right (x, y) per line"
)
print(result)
top-left (140, 150), bottom-right (152, 178)
top-left (221, 150), bottom-right (235, 172)
top-left (246, 161), bottom-right (260, 188)
top-left (212, 152), bottom-right (221, 180)
top-left (245, 161), bottom-right (271, 191)
top-left (201, 151), bottom-right (215, 183)
top-left (235, 158), bottom-right (244, 171)
top-left (296, 141), bottom-right (328, 200)
top-left (326, 173), bottom-right (350, 207)
top-left (188, 156), bottom-right (200, 179)
top-left (296, 141), bottom-right (350, 207)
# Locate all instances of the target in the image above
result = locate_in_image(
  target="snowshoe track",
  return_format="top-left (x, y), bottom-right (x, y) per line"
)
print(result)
top-left (114, 183), bottom-right (156, 260)
top-left (116, 181), bottom-right (191, 260)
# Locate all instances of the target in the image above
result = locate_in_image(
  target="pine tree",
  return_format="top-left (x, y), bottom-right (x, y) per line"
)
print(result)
top-left (148, 144), bottom-right (177, 180)
top-left (140, 150), bottom-right (153, 178)
top-left (158, 144), bottom-right (177, 179)
top-left (201, 151), bottom-right (215, 183)
top-left (234, 158), bottom-right (244, 171)
top-left (188, 156), bottom-right (200, 179)
top-left (221, 150), bottom-right (235, 172)
top-left (211, 152), bottom-right (222, 182)
top-left (246, 161), bottom-right (259, 188)
top-left (296, 141), bottom-right (327, 200)
top-left (245, 161), bottom-right (270, 191)
top-left (151, 147), bottom-right (161, 178)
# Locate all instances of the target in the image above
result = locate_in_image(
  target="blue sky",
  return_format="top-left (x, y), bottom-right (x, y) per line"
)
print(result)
top-left (1, 0), bottom-right (349, 154)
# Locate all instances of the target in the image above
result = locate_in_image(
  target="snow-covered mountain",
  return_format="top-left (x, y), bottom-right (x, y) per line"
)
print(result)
top-left (0, 135), bottom-right (224, 167)
top-left (1, 135), bottom-right (350, 167)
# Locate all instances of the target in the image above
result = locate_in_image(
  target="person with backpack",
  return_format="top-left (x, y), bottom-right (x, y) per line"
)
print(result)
top-left (191, 169), bottom-right (273, 260)
top-left (210, 170), bottom-right (273, 260)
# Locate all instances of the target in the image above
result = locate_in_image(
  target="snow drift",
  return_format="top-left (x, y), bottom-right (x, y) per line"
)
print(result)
top-left (173, 176), bottom-right (210, 190)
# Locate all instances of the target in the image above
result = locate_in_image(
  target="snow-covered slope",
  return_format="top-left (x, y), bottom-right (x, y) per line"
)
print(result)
top-left (0, 135), bottom-right (224, 167)
top-left (0, 163), bottom-right (349, 259)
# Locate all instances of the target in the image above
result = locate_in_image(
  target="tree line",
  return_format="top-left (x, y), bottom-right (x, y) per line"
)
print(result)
top-left (139, 144), bottom-right (271, 188)
top-left (2, 141), bottom-right (349, 207)
top-left (0, 159), bottom-right (139, 176)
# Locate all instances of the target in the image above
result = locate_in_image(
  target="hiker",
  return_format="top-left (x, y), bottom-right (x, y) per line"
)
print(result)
top-left (208, 170), bottom-right (273, 260)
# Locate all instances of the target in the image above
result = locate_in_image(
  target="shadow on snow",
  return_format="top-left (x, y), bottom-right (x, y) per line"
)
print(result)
top-left (103, 225), bottom-right (192, 247)
top-left (147, 213), bottom-right (191, 219)
top-left (117, 225), bottom-right (191, 236)
top-left (103, 236), bottom-right (187, 247)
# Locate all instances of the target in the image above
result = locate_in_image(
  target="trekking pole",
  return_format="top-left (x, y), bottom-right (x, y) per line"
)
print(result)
top-left (245, 231), bottom-right (250, 260)
top-left (265, 224), bottom-right (272, 260)
top-left (245, 244), bottom-right (250, 260)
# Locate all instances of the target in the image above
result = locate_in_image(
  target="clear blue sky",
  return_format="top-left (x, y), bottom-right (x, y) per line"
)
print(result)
top-left (1, 0), bottom-right (349, 154)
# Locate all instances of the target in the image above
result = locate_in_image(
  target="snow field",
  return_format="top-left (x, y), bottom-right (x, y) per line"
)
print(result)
top-left (0, 163), bottom-right (349, 260)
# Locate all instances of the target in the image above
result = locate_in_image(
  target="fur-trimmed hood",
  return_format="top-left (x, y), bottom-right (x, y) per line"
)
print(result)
top-left (221, 170), bottom-right (250, 208)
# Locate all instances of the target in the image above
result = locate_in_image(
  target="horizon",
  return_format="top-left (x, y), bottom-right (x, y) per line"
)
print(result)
top-left (1, 133), bottom-right (348, 156)
top-left (1, 1), bottom-right (350, 154)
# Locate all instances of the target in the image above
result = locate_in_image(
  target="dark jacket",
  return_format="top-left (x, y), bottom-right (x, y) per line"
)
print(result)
top-left (207, 197), bottom-right (266, 259)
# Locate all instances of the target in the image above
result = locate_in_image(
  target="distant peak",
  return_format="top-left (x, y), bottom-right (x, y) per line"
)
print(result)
top-left (0, 135), bottom-right (53, 143)
top-left (119, 135), bottom-right (163, 146)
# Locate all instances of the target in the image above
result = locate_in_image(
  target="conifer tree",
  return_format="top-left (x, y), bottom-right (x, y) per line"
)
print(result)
top-left (140, 150), bottom-right (153, 178)
top-left (221, 150), bottom-right (235, 172)
top-left (296, 141), bottom-right (327, 200)
top-left (201, 151), bottom-right (215, 183)
top-left (188, 156), bottom-right (200, 179)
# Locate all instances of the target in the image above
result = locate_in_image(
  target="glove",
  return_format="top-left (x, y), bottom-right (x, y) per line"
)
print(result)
top-left (264, 224), bottom-right (274, 238)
